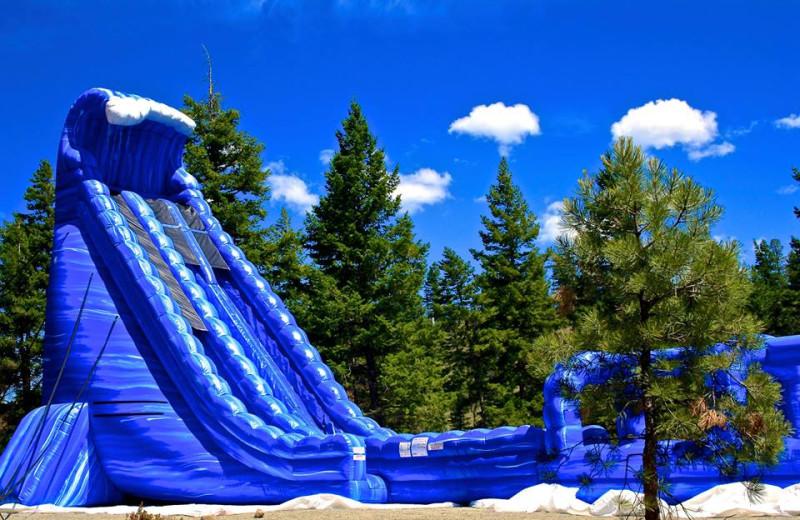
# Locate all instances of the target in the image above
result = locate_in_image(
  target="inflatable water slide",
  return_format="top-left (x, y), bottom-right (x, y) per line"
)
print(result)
top-left (3, 88), bottom-right (800, 509)
top-left (0, 89), bottom-right (544, 506)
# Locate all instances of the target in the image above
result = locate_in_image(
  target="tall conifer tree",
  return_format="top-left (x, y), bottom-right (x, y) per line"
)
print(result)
top-left (749, 239), bottom-right (792, 335)
top-left (0, 161), bottom-right (55, 446)
top-left (471, 157), bottom-right (560, 426)
top-left (558, 138), bottom-right (788, 520)
top-left (425, 248), bottom-right (485, 428)
top-left (304, 101), bottom-right (428, 422)
top-left (182, 86), bottom-right (271, 268)
top-left (262, 208), bottom-right (310, 309)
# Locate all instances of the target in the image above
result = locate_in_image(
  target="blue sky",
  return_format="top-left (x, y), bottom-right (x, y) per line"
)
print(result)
top-left (2, 0), bottom-right (799, 264)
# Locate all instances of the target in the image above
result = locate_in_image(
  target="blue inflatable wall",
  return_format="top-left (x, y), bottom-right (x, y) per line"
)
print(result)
top-left (1, 88), bottom-right (799, 506)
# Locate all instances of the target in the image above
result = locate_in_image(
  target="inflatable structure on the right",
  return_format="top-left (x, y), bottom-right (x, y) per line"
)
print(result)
top-left (2, 88), bottom-right (800, 508)
top-left (541, 336), bottom-right (800, 504)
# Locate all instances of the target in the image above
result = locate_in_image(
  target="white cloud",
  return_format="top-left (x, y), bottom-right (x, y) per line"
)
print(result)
top-left (725, 120), bottom-right (758, 137)
top-left (266, 160), bottom-right (286, 176)
top-left (319, 148), bottom-right (335, 165)
top-left (473, 195), bottom-right (487, 203)
top-left (449, 102), bottom-right (541, 155)
top-left (687, 141), bottom-right (735, 161)
top-left (611, 99), bottom-right (717, 148)
top-left (611, 98), bottom-right (734, 161)
top-left (396, 168), bottom-right (452, 213)
top-left (778, 184), bottom-right (799, 195)
top-left (266, 160), bottom-right (319, 213)
top-left (776, 114), bottom-right (800, 129)
top-left (539, 201), bottom-right (575, 244)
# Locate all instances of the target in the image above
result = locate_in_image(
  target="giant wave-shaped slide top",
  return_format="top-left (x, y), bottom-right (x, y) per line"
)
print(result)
top-left (2, 89), bottom-right (800, 507)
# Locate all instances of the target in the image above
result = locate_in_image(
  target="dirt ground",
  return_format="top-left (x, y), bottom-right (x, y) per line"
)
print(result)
top-left (0, 511), bottom-right (785, 520)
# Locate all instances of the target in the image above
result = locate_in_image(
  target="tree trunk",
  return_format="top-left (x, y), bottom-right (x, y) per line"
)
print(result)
top-left (641, 349), bottom-right (660, 520)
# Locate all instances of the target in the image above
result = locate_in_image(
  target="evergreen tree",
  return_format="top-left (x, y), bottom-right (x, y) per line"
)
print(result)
top-left (783, 239), bottom-right (800, 334)
top-left (182, 87), bottom-right (271, 268)
top-left (786, 168), bottom-right (800, 332)
top-left (0, 161), bottom-right (55, 446)
top-left (470, 157), bottom-right (561, 426)
top-left (380, 320), bottom-right (454, 432)
top-left (559, 138), bottom-right (789, 520)
top-left (262, 208), bottom-right (310, 308)
top-left (551, 239), bottom-right (603, 320)
top-left (749, 239), bottom-right (790, 335)
top-left (789, 238), bottom-right (800, 293)
top-left (425, 248), bottom-right (485, 429)
top-left (304, 101), bottom-right (428, 423)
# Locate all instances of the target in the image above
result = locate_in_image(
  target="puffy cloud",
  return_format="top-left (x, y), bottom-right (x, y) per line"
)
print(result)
top-left (449, 102), bottom-right (541, 155)
top-left (319, 148), bottom-right (335, 165)
top-left (396, 168), bottom-right (452, 213)
top-left (539, 201), bottom-right (575, 244)
top-left (776, 114), bottom-right (800, 129)
top-left (266, 161), bottom-right (319, 213)
top-left (777, 184), bottom-right (799, 195)
top-left (611, 98), bottom-right (733, 161)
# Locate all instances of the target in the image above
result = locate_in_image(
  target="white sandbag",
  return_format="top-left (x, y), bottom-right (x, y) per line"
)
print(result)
top-left (1, 494), bottom-right (457, 516)
top-left (779, 484), bottom-right (800, 515)
top-left (589, 489), bottom-right (645, 516)
top-left (472, 483), bottom-right (592, 515)
top-left (679, 482), bottom-right (786, 517)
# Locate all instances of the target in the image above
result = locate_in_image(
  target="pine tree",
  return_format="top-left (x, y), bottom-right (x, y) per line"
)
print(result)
top-left (789, 238), bottom-right (800, 293)
top-left (784, 239), bottom-right (800, 334)
top-left (304, 101), bottom-right (428, 423)
top-left (749, 239), bottom-right (790, 335)
top-left (559, 138), bottom-right (789, 520)
top-left (551, 240), bottom-right (603, 320)
top-left (182, 87), bottom-right (271, 269)
top-left (470, 157), bottom-right (561, 427)
top-left (261, 208), bottom-right (310, 308)
top-left (0, 161), bottom-right (55, 446)
top-left (380, 320), bottom-right (454, 432)
top-left (425, 248), bottom-right (485, 429)
top-left (785, 168), bottom-right (800, 333)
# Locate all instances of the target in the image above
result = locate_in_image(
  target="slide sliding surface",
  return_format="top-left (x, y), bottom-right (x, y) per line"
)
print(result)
top-left (78, 179), bottom-right (386, 502)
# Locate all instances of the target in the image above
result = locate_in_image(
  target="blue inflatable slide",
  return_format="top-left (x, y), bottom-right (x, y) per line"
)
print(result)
top-left (1, 89), bottom-right (800, 507)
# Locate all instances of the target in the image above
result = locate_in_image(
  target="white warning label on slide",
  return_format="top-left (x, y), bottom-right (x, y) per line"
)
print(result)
top-left (399, 441), bottom-right (412, 458)
top-left (411, 436), bottom-right (429, 457)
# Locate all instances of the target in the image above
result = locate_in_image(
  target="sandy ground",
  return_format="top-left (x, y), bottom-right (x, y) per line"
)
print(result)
top-left (0, 512), bottom-right (785, 520)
